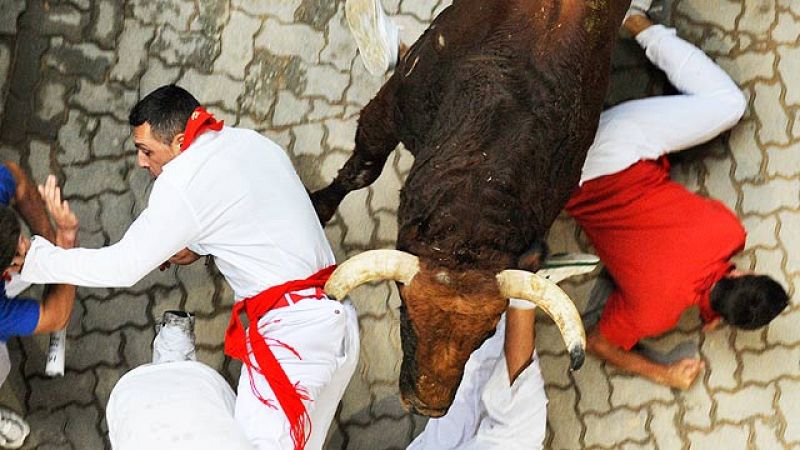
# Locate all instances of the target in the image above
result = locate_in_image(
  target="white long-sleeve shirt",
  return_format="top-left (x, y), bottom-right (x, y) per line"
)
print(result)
top-left (21, 127), bottom-right (334, 300)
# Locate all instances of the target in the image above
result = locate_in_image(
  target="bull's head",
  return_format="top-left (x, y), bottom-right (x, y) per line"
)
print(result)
top-left (324, 249), bottom-right (585, 416)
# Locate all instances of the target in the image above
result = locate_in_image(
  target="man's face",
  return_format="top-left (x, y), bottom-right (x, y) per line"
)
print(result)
top-left (133, 122), bottom-right (181, 178)
top-left (6, 235), bottom-right (30, 275)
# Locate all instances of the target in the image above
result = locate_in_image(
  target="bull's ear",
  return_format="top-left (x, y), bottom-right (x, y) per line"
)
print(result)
top-left (516, 239), bottom-right (549, 272)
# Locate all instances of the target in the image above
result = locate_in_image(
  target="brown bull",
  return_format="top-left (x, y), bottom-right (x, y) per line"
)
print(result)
top-left (313, 0), bottom-right (631, 416)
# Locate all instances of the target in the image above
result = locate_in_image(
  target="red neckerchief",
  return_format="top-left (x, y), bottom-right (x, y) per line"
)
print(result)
top-left (180, 107), bottom-right (224, 151)
top-left (224, 266), bottom-right (336, 450)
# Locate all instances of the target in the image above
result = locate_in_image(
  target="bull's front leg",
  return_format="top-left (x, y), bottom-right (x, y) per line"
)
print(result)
top-left (311, 76), bottom-right (401, 224)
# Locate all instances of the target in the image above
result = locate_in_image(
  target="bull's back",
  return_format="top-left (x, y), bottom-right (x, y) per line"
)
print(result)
top-left (392, 0), bottom-right (630, 270)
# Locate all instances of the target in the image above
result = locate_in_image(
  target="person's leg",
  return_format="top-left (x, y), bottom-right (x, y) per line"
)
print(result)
top-left (0, 343), bottom-right (29, 450)
top-left (305, 300), bottom-right (359, 449)
top-left (598, 16), bottom-right (746, 159)
top-left (152, 311), bottom-right (196, 364)
top-left (234, 298), bottom-right (353, 450)
top-left (407, 315), bottom-right (508, 450)
top-left (346, 0), bottom-right (399, 76)
top-left (457, 350), bottom-right (547, 450)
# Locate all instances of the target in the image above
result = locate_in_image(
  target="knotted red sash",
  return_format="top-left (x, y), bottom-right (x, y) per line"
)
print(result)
top-left (224, 266), bottom-right (336, 450)
top-left (180, 106), bottom-right (223, 151)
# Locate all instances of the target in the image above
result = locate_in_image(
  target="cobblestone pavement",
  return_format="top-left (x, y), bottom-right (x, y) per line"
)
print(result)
top-left (0, 0), bottom-right (798, 448)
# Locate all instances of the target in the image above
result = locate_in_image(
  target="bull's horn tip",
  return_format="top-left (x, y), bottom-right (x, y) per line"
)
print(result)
top-left (568, 346), bottom-right (585, 371)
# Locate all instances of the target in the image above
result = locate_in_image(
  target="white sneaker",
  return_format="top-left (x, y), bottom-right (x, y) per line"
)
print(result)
top-left (346, 0), bottom-right (400, 76)
top-left (624, 0), bottom-right (653, 20)
top-left (0, 407), bottom-right (29, 450)
top-left (153, 310), bottom-right (196, 364)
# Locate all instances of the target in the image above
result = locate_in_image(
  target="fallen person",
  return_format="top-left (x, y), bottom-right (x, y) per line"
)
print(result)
top-left (19, 85), bottom-right (358, 450)
top-left (0, 163), bottom-right (78, 449)
top-left (106, 311), bottom-right (254, 450)
top-left (565, 7), bottom-right (788, 389)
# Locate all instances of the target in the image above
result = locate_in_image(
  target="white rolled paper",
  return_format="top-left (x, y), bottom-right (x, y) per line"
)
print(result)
top-left (45, 329), bottom-right (66, 377)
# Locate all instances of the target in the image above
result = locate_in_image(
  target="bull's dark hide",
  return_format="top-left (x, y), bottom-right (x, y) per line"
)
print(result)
top-left (313, 0), bottom-right (631, 415)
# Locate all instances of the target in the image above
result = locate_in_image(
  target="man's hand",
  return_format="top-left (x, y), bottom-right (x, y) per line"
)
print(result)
top-left (38, 175), bottom-right (78, 248)
top-left (159, 247), bottom-right (201, 271)
top-left (664, 358), bottom-right (705, 390)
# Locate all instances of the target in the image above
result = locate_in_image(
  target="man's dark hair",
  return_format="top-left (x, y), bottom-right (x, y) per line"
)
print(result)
top-left (0, 205), bottom-right (20, 270)
top-left (710, 274), bottom-right (789, 330)
top-left (129, 84), bottom-right (200, 144)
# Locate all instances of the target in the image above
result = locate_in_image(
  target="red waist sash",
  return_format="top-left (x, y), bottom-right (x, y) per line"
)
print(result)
top-left (224, 266), bottom-right (336, 450)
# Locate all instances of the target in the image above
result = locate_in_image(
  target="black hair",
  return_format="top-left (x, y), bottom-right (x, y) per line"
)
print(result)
top-left (128, 84), bottom-right (200, 144)
top-left (0, 205), bottom-right (20, 270)
top-left (710, 274), bottom-right (789, 330)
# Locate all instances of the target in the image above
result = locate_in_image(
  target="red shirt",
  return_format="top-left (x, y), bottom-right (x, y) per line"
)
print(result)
top-left (565, 158), bottom-right (745, 350)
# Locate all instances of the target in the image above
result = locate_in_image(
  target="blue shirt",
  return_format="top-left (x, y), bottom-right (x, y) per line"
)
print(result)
top-left (0, 165), bottom-right (40, 342)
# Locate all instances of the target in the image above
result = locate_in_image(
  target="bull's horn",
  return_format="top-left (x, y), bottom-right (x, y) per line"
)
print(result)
top-left (325, 249), bottom-right (420, 300)
top-left (496, 269), bottom-right (586, 371)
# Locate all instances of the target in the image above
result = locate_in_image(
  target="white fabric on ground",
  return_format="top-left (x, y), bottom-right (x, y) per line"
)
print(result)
top-left (106, 299), bottom-right (358, 450)
top-left (407, 314), bottom-right (547, 450)
top-left (107, 361), bottom-right (253, 450)
top-left (580, 24), bottom-right (746, 184)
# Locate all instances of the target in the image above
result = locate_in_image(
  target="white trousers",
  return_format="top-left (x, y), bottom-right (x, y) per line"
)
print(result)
top-left (107, 298), bottom-right (359, 450)
top-left (235, 298), bottom-right (359, 450)
top-left (407, 314), bottom-right (547, 450)
top-left (581, 24), bottom-right (746, 184)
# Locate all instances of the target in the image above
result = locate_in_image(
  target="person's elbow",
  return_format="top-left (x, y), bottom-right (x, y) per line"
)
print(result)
top-left (721, 89), bottom-right (747, 127)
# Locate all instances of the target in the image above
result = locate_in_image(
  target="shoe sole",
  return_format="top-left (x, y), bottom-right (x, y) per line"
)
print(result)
top-left (346, 0), bottom-right (392, 76)
top-left (0, 419), bottom-right (30, 450)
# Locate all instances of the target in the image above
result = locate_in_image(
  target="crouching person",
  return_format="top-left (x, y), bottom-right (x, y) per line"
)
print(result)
top-left (107, 312), bottom-right (253, 450)
top-left (0, 166), bottom-right (78, 449)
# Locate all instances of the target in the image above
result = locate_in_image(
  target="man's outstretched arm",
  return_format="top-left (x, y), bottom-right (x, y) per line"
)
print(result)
top-left (21, 175), bottom-right (200, 288)
top-left (588, 327), bottom-right (704, 390)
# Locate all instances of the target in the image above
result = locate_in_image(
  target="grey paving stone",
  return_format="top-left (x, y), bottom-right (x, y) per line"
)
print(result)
top-left (150, 26), bottom-right (220, 72)
top-left (213, 10), bottom-right (262, 80)
top-left (63, 159), bottom-right (128, 197)
top-left (56, 110), bottom-right (97, 166)
top-left (44, 41), bottom-right (114, 83)
top-left (28, 371), bottom-right (96, 409)
top-left (232, 0), bottom-right (301, 21)
top-left (255, 18), bottom-right (326, 64)
top-left (688, 424), bottom-right (750, 450)
top-left (584, 408), bottom-right (649, 448)
top-left (71, 79), bottom-right (137, 122)
top-left (84, 292), bottom-right (149, 331)
top-left (131, 0), bottom-right (195, 29)
top-left (91, 116), bottom-right (129, 158)
top-left (110, 19), bottom-right (155, 86)
top-left (716, 384), bottom-right (776, 422)
top-left (35, 80), bottom-right (67, 123)
top-left (0, 0), bottom-right (25, 34)
top-left (28, 139), bottom-right (52, 185)
top-left (41, 4), bottom-right (86, 41)
top-left (651, 403), bottom-right (682, 450)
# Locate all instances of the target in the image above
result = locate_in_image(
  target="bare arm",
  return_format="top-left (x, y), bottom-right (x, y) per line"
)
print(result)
top-left (587, 327), bottom-right (704, 390)
top-left (33, 175), bottom-right (78, 334)
top-left (311, 76), bottom-right (401, 224)
top-left (5, 161), bottom-right (54, 241)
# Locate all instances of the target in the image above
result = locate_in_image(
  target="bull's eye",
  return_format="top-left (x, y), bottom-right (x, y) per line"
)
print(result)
top-left (435, 271), bottom-right (451, 285)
